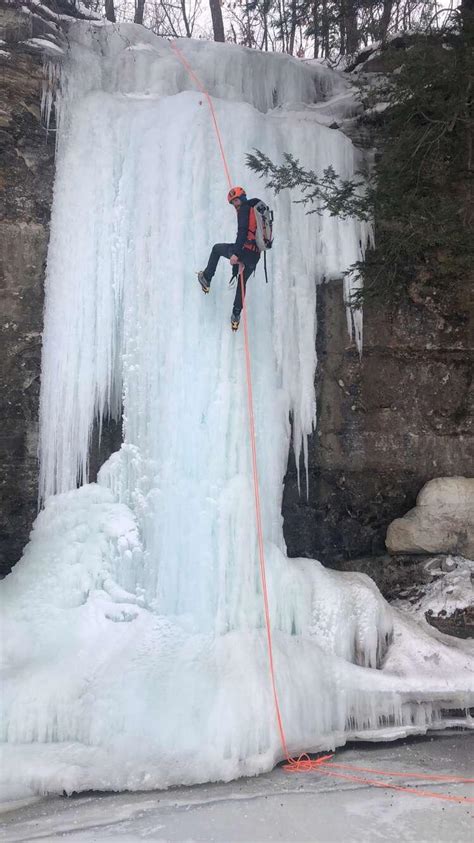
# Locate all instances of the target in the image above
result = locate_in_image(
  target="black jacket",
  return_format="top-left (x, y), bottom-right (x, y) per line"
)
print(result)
top-left (233, 198), bottom-right (260, 259)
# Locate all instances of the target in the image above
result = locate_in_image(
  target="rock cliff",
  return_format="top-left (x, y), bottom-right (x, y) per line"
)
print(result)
top-left (0, 10), bottom-right (55, 575)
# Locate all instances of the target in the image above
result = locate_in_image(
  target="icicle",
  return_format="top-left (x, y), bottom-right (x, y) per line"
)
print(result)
top-left (41, 58), bottom-right (61, 137)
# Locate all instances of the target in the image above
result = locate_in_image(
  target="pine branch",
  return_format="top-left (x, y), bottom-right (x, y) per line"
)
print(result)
top-left (246, 150), bottom-right (372, 221)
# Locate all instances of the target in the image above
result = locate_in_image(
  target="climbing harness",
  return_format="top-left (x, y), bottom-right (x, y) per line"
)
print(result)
top-left (169, 39), bottom-right (474, 806)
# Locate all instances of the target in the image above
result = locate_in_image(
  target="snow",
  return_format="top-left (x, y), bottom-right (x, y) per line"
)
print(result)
top-left (1, 22), bottom-right (473, 800)
top-left (392, 556), bottom-right (474, 619)
top-left (124, 42), bottom-right (160, 53)
top-left (29, 0), bottom-right (61, 22)
top-left (22, 38), bottom-right (65, 56)
top-left (366, 101), bottom-right (390, 114)
top-left (75, 0), bottom-right (102, 18)
top-left (25, 0), bottom-right (102, 21)
top-left (276, 88), bottom-right (363, 128)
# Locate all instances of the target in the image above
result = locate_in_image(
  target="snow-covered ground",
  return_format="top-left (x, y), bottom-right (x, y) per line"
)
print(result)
top-left (1, 735), bottom-right (473, 842)
top-left (392, 556), bottom-right (473, 622)
top-left (1, 22), bottom-right (473, 800)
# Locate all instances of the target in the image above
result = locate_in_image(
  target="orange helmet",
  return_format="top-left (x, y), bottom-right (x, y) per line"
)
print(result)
top-left (227, 186), bottom-right (246, 204)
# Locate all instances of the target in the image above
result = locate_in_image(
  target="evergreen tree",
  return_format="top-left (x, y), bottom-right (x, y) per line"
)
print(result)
top-left (248, 12), bottom-right (474, 303)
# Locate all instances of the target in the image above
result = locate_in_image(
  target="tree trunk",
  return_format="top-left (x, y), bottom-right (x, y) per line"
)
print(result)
top-left (263, 6), bottom-right (268, 51)
top-left (245, 0), bottom-right (252, 46)
top-left (339, 11), bottom-right (345, 54)
top-left (379, 0), bottom-right (393, 42)
top-left (321, 0), bottom-right (329, 58)
top-left (289, 0), bottom-right (297, 54)
top-left (312, 1), bottom-right (319, 58)
top-left (105, 0), bottom-right (115, 22)
top-left (209, 0), bottom-right (225, 42)
top-left (181, 0), bottom-right (192, 36)
top-left (342, 0), bottom-right (358, 55)
top-left (134, 0), bottom-right (146, 25)
top-left (460, 0), bottom-right (473, 218)
top-left (461, 0), bottom-right (474, 30)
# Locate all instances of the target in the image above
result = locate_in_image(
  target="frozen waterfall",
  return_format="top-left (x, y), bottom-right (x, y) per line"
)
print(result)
top-left (1, 23), bottom-right (472, 798)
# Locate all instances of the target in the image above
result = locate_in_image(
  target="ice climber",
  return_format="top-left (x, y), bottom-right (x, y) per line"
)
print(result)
top-left (197, 186), bottom-right (261, 332)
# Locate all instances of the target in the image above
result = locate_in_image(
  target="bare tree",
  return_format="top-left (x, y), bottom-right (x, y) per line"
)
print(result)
top-left (134, 0), bottom-right (146, 24)
top-left (288, 0), bottom-right (298, 52)
top-left (149, 0), bottom-right (202, 36)
top-left (379, 0), bottom-right (394, 40)
top-left (209, 0), bottom-right (226, 39)
top-left (226, 0), bottom-right (264, 47)
top-left (105, 0), bottom-right (116, 21)
top-left (149, 0), bottom-right (449, 58)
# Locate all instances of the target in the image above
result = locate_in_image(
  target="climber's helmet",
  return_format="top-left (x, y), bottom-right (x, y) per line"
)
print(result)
top-left (227, 186), bottom-right (246, 207)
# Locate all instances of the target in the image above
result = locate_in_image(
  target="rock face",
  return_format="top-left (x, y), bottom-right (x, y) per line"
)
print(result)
top-left (386, 477), bottom-right (474, 558)
top-left (0, 13), bottom-right (56, 576)
top-left (283, 276), bottom-right (473, 566)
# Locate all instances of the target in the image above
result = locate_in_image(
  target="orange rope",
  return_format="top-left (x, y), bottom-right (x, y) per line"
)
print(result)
top-left (170, 42), bottom-right (233, 190)
top-left (309, 768), bottom-right (474, 805)
top-left (281, 752), bottom-right (474, 803)
top-left (239, 266), bottom-right (290, 761)
top-left (321, 761), bottom-right (474, 784)
top-left (169, 38), bottom-right (473, 806)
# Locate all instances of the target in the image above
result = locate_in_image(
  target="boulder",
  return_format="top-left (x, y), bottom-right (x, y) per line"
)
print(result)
top-left (386, 477), bottom-right (474, 558)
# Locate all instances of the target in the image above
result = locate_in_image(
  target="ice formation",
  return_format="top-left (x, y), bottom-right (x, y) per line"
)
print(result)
top-left (1, 23), bottom-right (473, 798)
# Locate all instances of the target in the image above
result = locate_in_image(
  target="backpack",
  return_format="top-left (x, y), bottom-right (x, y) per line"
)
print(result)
top-left (253, 200), bottom-right (274, 283)
top-left (253, 200), bottom-right (274, 252)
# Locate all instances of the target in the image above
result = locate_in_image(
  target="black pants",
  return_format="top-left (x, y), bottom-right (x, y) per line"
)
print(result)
top-left (204, 243), bottom-right (260, 317)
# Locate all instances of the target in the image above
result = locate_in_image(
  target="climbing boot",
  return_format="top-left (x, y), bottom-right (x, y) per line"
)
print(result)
top-left (197, 271), bottom-right (210, 293)
top-left (231, 311), bottom-right (240, 332)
